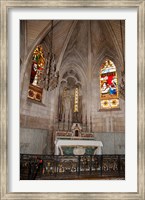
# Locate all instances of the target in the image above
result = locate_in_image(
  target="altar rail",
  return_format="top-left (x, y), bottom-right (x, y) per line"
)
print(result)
top-left (20, 154), bottom-right (125, 180)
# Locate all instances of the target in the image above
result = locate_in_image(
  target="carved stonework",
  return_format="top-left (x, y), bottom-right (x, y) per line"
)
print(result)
top-left (73, 147), bottom-right (85, 155)
top-left (119, 71), bottom-right (125, 99)
top-left (44, 53), bottom-right (59, 91)
top-left (71, 123), bottom-right (82, 136)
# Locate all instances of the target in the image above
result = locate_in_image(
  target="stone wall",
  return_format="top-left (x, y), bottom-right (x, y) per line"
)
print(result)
top-left (94, 132), bottom-right (125, 154)
top-left (20, 20), bottom-right (125, 156)
top-left (20, 128), bottom-right (53, 154)
top-left (20, 128), bottom-right (125, 155)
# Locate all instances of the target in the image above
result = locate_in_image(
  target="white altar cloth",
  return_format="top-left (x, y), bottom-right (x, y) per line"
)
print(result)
top-left (54, 139), bottom-right (103, 155)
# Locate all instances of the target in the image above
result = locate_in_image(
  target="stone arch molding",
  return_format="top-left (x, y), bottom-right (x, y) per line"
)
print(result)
top-left (92, 50), bottom-right (122, 76)
top-left (20, 20), bottom-right (78, 93)
top-left (62, 48), bottom-right (87, 70)
top-left (20, 21), bottom-right (54, 93)
top-left (55, 20), bottom-right (78, 72)
top-left (59, 63), bottom-right (87, 89)
top-left (104, 21), bottom-right (124, 64)
top-left (92, 21), bottom-right (124, 76)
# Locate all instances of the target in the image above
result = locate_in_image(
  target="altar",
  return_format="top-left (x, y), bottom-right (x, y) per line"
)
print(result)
top-left (55, 138), bottom-right (103, 155)
top-left (54, 124), bottom-right (103, 156)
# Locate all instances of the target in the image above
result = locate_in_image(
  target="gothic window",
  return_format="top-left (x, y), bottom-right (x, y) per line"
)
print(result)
top-left (74, 87), bottom-right (79, 112)
top-left (100, 59), bottom-right (120, 109)
top-left (28, 45), bottom-right (46, 102)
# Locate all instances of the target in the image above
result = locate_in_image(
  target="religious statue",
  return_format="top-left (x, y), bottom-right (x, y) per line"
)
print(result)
top-left (62, 88), bottom-right (72, 123)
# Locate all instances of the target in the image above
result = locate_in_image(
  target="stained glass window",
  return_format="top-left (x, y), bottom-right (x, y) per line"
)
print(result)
top-left (28, 45), bottom-right (46, 102)
top-left (100, 59), bottom-right (119, 109)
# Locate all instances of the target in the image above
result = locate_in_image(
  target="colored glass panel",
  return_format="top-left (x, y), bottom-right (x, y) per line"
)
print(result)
top-left (30, 45), bottom-right (46, 88)
top-left (100, 60), bottom-right (119, 109)
top-left (28, 45), bottom-right (46, 102)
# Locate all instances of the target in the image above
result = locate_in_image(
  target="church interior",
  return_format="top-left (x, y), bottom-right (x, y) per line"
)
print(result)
top-left (20, 20), bottom-right (125, 180)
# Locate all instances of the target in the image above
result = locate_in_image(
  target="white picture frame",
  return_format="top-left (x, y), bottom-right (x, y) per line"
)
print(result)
top-left (0, 1), bottom-right (144, 199)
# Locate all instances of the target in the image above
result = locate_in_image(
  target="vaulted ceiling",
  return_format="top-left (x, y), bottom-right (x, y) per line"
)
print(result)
top-left (21, 20), bottom-right (125, 82)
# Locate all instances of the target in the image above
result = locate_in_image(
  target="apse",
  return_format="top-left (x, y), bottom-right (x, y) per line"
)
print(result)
top-left (20, 20), bottom-right (125, 180)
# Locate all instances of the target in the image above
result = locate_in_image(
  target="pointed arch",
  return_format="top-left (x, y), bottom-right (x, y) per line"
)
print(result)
top-left (27, 45), bottom-right (46, 102)
top-left (100, 59), bottom-right (120, 109)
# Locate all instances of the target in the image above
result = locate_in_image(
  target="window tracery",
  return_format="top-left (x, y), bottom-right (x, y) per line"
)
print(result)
top-left (100, 59), bottom-right (120, 109)
top-left (28, 45), bottom-right (46, 102)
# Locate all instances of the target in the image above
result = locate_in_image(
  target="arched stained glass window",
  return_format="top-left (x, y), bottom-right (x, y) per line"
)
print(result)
top-left (28, 45), bottom-right (46, 102)
top-left (100, 59), bottom-right (119, 109)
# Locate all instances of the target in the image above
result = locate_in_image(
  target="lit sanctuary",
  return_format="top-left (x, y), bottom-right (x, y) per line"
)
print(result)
top-left (20, 20), bottom-right (125, 180)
